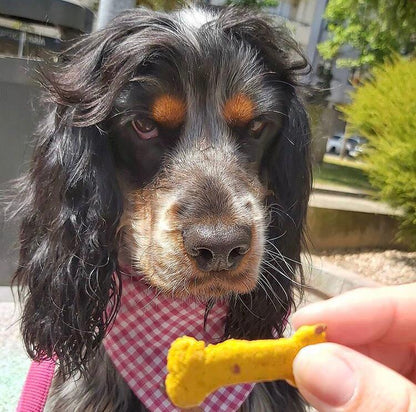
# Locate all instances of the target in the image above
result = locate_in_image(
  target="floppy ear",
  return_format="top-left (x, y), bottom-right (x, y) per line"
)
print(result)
top-left (12, 17), bottom-right (137, 376)
top-left (261, 91), bottom-right (312, 303)
top-left (16, 121), bottom-right (122, 376)
top-left (225, 90), bottom-right (311, 412)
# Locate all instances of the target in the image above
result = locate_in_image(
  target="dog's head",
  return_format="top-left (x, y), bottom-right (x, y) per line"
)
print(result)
top-left (15, 7), bottom-right (311, 374)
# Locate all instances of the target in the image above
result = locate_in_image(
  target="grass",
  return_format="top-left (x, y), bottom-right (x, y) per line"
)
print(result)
top-left (313, 155), bottom-right (374, 192)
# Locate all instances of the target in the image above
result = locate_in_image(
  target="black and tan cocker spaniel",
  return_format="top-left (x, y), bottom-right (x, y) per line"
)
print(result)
top-left (14, 6), bottom-right (312, 411)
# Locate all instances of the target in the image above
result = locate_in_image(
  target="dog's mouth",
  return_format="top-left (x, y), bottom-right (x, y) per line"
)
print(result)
top-left (140, 267), bottom-right (259, 300)
top-left (182, 270), bottom-right (258, 298)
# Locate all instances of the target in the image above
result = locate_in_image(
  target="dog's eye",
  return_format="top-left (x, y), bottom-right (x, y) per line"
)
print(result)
top-left (132, 118), bottom-right (159, 140)
top-left (248, 119), bottom-right (266, 137)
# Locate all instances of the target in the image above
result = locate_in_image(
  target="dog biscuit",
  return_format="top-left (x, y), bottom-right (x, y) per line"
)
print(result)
top-left (165, 324), bottom-right (326, 408)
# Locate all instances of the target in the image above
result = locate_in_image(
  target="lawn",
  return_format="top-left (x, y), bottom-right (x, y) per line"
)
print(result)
top-left (313, 155), bottom-right (374, 192)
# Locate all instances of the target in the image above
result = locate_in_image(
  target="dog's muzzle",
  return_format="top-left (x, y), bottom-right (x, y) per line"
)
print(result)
top-left (129, 143), bottom-right (266, 297)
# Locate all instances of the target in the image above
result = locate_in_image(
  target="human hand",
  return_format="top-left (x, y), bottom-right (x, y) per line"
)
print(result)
top-left (291, 283), bottom-right (416, 412)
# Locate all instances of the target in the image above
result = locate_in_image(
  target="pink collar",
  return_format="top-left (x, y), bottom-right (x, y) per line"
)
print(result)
top-left (103, 273), bottom-right (254, 411)
top-left (17, 358), bottom-right (56, 412)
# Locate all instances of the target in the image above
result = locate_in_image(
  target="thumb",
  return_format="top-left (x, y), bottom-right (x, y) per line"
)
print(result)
top-left (293, 343), bottom-right (416, 412)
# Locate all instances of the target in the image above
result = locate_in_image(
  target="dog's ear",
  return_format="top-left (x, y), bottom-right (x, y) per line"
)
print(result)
top-left (261, 91), bottom-right (312, 297)
top-left (15, 120), bottom-right (122, 376)
top-left (11, 11), bottom-right (165, 375)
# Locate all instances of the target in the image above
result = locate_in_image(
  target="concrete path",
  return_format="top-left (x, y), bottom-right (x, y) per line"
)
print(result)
top-left (310, 190), bottom-right (402, 216)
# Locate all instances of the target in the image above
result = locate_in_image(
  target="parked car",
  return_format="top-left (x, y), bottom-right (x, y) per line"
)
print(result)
top-left (326, 134), bottom-right (367, 157)
top-left (326, 135), bottom-right (344, 154)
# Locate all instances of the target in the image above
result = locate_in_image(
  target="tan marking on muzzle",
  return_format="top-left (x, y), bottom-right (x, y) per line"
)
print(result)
top-left (223, 93), bottom-right (255, 126)
top-left (152, 94), bottom-right (186, 128)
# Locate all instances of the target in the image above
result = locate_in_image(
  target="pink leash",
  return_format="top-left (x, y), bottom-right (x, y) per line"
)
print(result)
top-left (17, 359), bottom-right (56, 412)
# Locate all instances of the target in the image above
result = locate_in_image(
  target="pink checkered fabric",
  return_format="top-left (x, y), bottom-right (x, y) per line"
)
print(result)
top-left (103, 273), bottom-right (254, 412)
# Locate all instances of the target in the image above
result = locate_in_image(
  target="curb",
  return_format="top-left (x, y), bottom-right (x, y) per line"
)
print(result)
top-left (312, 182), bottom-right (375, 199)
top-left (303, 256), bottom-right (381, 299)
top-left (312, 186), bottom-right (372, 199)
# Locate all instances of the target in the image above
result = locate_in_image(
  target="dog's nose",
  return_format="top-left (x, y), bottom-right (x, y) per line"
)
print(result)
top-left (183, 224), bottom-right (251, 272)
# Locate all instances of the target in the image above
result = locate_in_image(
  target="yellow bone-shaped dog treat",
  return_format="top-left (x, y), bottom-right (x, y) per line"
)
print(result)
top-left (166, 324), bottom-right (326, 408)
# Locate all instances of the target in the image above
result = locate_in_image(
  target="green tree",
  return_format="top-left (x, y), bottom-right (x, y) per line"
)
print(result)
top-left (136, 0), bottom-right (181, 10)
top-left (136, 0), bottom-right (279, 10)
top-left (341, 57), bottom-right (416, 247)
top-left (319, 0), bottom-right (416, 69)
top-left (227, 0), bottom-right (279, 7)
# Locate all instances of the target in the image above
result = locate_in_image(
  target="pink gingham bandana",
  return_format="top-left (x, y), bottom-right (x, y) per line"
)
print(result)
top-left (103, 273), bottom-right (254, 412)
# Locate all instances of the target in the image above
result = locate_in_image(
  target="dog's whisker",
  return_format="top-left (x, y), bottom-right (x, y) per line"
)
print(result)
top-left (268, 248), bottom-right (318, 274)
top-left (248, 285), bottom-right (254, 310)
top-left (256, 277), bottom-right (281, 312)
top-left (265, 232), bottom-right (287, 242)
top-left (265, 240), bottom-right (297, 273)
top-left (236, 295), bottom-right (264, 320)
top-left (264, 249), bottom-right (312, 278)
top-left (260, 267), bottom-right (290, 301)
top-left (263, 252), bottom-right (296, 277)
top-left (266, 204), bottom-right (297, 226)
top-left (262, 260), bottom-right (304, 290)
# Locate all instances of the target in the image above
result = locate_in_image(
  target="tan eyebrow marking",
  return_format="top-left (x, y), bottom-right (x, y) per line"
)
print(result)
top-left (223, 93), bottom-right (255, 126)
top-left (151, 94), bottom-right (187, 128)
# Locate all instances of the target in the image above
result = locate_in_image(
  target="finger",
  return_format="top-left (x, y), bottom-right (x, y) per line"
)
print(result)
top-left (349, 343), bottom-right (416, 379)
top-left (292, 283), bottom-right (416, 345)
top-left (293, 343), bottom-right (416, 412)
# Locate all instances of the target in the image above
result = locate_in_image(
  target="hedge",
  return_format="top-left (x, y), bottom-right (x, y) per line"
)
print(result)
top-left (341, 58), bottom-right (416, 248)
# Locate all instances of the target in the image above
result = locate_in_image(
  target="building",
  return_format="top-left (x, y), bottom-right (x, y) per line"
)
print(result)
top-left (0, 0), bottom-right (93, 285)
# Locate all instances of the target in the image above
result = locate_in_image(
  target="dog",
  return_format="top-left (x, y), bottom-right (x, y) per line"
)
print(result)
top-left (13, 6), bottom-right (311, 411)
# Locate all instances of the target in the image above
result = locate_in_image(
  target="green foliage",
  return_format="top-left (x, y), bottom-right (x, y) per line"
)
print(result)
top-left (341, 58), bottom-right (416, 247)
top-left (319, 0), bottom-right (416, 69)
top-left (136, 0), bottom-right (278, 11)
top-left (227, 0), bottom-right (279, 9)
top-left (136, 0), bottom-right (182, 11)
top-left (313, 157), bottom-right (373, 192)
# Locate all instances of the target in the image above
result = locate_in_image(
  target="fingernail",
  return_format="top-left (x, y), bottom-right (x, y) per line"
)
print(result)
top-left (293, 345), bottom-right (356, 407)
